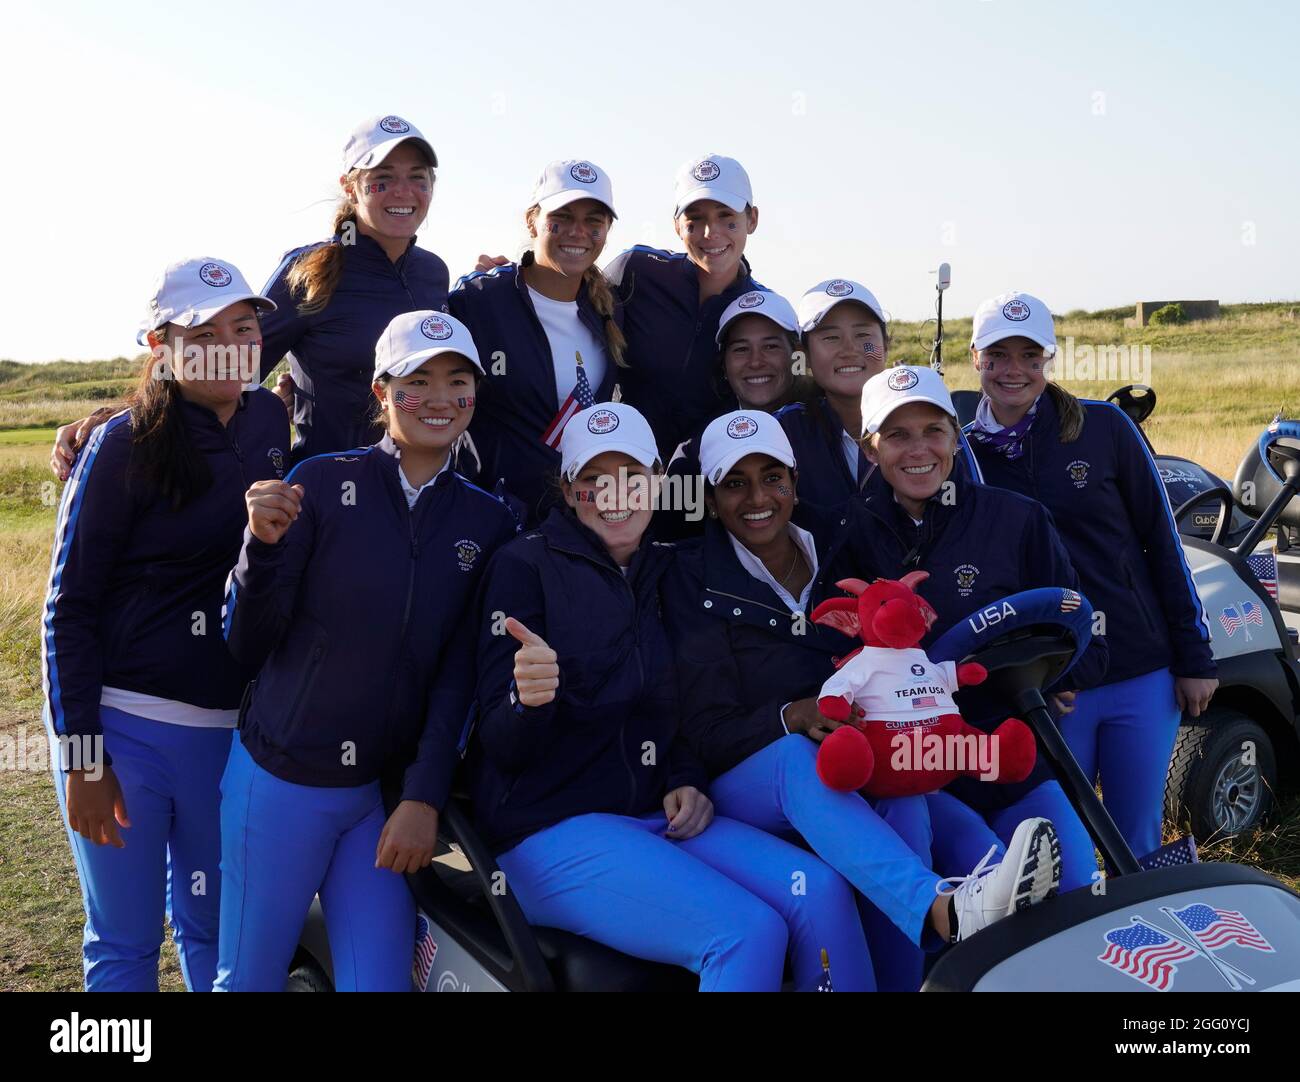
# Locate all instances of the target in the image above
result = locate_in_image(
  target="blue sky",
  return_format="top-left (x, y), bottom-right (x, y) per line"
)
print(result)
top-left (3, 0), bottom-right (1298, 362)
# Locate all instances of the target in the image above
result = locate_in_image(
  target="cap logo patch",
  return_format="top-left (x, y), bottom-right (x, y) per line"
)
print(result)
top-left (199, 262), bottom-right (233, 288)
top-left (886, 368), bottom-right (919, 392)
top-left (693, 160), bottom-right (721, 182)
top-left (379, 115), bottom-right (411, 134)
top-left (1002, 299), bottom-right (1031, 321)
top-left (726, 415), bottom-right (759, 439)
top-left (588, 409), bottom-right (620, 434)
top-left (570, 162), bottom-right (598, 184)
top-left (737, 291), bottom-right (765, 309)
top-left (419, 315), bottom-right (453, 341)
top-left (826, 279), bottom-right (854, 298)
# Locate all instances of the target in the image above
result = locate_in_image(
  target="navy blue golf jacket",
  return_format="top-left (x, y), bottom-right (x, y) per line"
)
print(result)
top-left (468, 508), bottom-right (708, 855)
top-left (260, 233), bottom-right (450, 464)
top-left (448, 254), bottom-right (620, 526)
top-left (43, 390), bottom-right (289, 749)
top-left (660, 504), bottom-right (868, 778)
top-left (965, 392), bottom-right (1214, 685)
top-left (224, 436), bottom-right (518, 808)
top-left (605, 245), bottom-right (760, 459)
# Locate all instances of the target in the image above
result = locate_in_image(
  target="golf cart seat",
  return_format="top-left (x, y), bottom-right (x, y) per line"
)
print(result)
top-left (408, 797), bottom-right (697, 992)
top-left (951, 389), bottom-right (980, 429)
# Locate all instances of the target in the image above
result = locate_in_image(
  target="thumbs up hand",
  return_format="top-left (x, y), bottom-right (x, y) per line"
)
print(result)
top-left (505, 617), bottom-right (560, 708)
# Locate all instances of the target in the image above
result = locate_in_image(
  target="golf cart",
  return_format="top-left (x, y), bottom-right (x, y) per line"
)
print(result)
top-left (953, 383), bottom-right (1300, 842)
top-left (921, 582), bottom-right (1300, 991)
top-left (286, 577), bottom-right (1300, 993)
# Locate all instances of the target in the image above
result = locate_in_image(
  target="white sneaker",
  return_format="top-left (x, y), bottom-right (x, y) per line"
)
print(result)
top-left (938, 817), bottom-right (1061, 942)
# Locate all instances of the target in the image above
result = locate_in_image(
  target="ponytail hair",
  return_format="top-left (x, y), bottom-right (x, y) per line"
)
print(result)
top-left (1045, 380), bottom-right (1085, 443)
top-left (286, 196), bottom-right (358, 316)
top-left (582, 264), bottom-right (628, 368)
top-left (126, 329), bottom-right (213, 510)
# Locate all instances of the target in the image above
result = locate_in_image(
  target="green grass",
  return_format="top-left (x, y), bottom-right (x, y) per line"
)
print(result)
top-left (0, 305), bottom-right (1297, 989)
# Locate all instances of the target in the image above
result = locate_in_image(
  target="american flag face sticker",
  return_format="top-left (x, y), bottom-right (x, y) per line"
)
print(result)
top-left (457, 396), bottom-right (475, 408)
top-left (393, 389), bottom-right (423, 413)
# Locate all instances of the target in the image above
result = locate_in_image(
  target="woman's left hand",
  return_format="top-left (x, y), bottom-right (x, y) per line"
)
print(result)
top-left (1050, 690), bottom-right (1077, 715)
top-left (375, 800), bottom-right (440, 874)
top-left (1175, 676), bottom-right (1218, 719)
top-left (663, 786), bottom-right (713, 841)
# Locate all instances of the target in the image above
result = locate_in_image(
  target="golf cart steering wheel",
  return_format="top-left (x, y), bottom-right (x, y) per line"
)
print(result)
top-left (1107, 384), bottom-right (1157, 427)
top-left (1260, 420), bottom-right (1300, 484)
top-left (1172, 485), bottom-right (1234, 547)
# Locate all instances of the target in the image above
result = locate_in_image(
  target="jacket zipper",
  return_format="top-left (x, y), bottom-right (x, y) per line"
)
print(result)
top-left (552, 540), bottom-right (643, 809)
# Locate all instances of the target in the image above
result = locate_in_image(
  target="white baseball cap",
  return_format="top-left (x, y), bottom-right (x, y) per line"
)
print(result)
top-left (559, 403), bottom-right (659, 482)
top-left (373, 311), bottom-right (482, 380)
top-left (341, 114), bottom-right (437, 173)
top-left (137, 258), bottom-right (276, 345)
top-left (529, 159), bottom-right (617, 218)
top-left (673, 154), bottom-right (753, 217)
top-left (699, 410), bottom-right (796, 486)
top-left (971, 290), bottom-right (1057, 356)
top-left (860, 366), bottom-right (958, 436)
top-left (797, 278), bottom-right (885, 333)
top-left (715, 290), bottom-right (800, 346)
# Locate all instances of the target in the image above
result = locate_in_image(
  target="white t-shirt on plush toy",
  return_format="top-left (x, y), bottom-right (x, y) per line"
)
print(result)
top-left (819, 646), bottom-right (958, 724)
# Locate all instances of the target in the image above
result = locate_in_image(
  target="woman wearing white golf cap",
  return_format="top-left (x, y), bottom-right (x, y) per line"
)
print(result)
top-left (41, 257), bottom-right (288, 990)
top-left (778, 280), bottom-right (983, 509)
top-left (851, 365), bottom-right (1109, 893)
top-left (49, 115), bottom-right (450, 478)
top-left (605, 154), bottom-right (766, 458)
top-left (257, 114), bottom-right (451, 465)
top-left (655, 288), bottom-right (810, 540)
top-left (660, 409), bottom-right (1065, 990)
top-left (964, 291), bottom-right (1217, 862)
top-left (216, 311), bottom-right (518, 991)
top-left (468, 402), bottom-right (873, 991)
top-left (450, 159), bottom-right (625, 526)
top-left (774, 278), bottom-right (891, 509)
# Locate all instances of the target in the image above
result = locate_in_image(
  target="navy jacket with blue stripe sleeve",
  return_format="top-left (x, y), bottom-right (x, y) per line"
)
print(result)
top-left (42, 390), bottom-right (289, 747)
top-left (447, 255), bottom-right (619, 526)
top-left (259, 233), bottom-right (450, 465)
top-left (604, 245), bottom-right (760, 459)
top-left (467, 508), bottom-right (708, 855)
top-left (964, 392), bottom-right (1214, 684)
top-left (223, 436), bottom-right (518, 808)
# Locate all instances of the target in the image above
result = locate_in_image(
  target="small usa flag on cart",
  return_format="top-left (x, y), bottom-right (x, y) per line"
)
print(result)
top-left (413, 913), bottom-right (438, 991)
top-left (1246, 551), bottom-right (1279, 600)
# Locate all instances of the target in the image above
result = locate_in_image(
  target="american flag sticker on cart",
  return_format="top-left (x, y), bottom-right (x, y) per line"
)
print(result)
top-left (414, 913), bottom-right (438, 991)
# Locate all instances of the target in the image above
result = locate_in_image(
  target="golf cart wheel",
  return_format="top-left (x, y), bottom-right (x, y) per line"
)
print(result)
top-left (1165, 708), bottom-right (1275, 841)
top-left (285, 959), bottom-right (333, 992)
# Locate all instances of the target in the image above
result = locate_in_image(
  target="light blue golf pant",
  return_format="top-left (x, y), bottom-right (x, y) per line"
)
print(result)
top-left (46, 705), bottom-right (229, 992)
top-left (1060, 667), bottom-right (1180, 862)
top-left (496, 805), bottom-right (874, 992)
top-left (707, 734), bottom-right (947, 990)
top-left (214, 736), bottom-right (414, 992)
